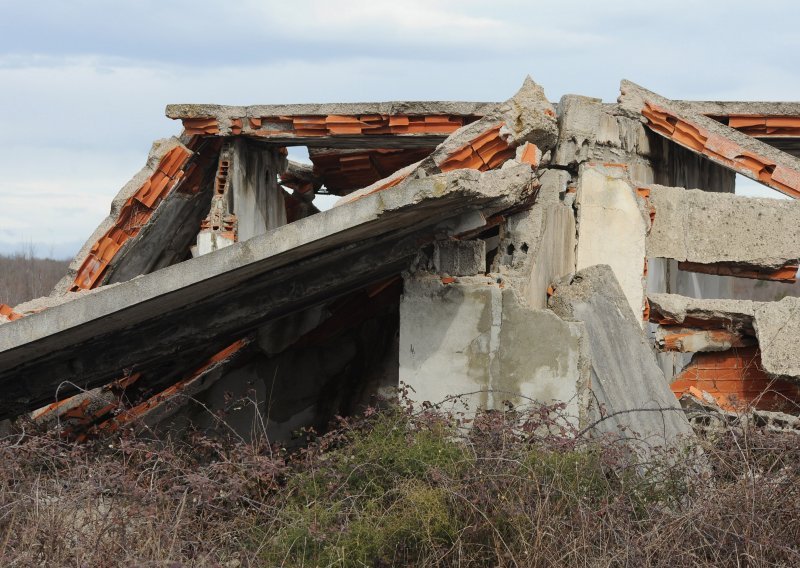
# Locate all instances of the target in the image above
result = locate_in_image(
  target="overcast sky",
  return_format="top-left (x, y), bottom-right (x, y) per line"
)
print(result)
top-left (1, 0), bottom-right (798, 258)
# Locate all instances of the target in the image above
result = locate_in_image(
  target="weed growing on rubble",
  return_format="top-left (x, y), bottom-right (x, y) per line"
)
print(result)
top-left (0, 401), bottom-right (798, 566)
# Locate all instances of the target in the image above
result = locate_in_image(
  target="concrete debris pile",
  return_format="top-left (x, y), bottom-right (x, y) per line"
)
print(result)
top-left (2, 76), bottom-right (800, 448)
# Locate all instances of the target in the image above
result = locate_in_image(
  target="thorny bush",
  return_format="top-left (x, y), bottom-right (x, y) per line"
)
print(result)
top-left (0, 397), bottom-right (798, 566)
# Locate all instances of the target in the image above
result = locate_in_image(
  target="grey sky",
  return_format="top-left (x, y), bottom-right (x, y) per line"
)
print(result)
top-left (0, 0), bottom-right (797, 258)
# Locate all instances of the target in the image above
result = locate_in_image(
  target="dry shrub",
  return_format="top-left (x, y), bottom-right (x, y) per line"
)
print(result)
top-left (0, 401), bottom-right (798, 566)
top-left (0, 246), bottom-right (69, 306)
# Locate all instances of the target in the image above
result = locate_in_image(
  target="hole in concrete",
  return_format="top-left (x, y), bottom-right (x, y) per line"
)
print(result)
top-left (506, 243), bottom-right (515, 256)
top-left (520, 243), bottom-right (529, 254)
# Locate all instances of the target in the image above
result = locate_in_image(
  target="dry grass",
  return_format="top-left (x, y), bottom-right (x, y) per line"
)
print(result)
top-left (1, 401), bottom-right (798, 567)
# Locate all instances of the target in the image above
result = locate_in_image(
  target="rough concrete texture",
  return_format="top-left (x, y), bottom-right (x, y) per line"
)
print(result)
top-left (0, 165), bottom-right (534, 419)
top-left (400, 274), bottom-right (586, 419)
top-left (11, 285), bottom-right (120, 318)
top-left (648, 293), bottom-right (758, 325)
top-left (553, 95), bottom-right (603, 167)
top-left (491, 167), bottom-right (576, 309)
top-left (575, 163), bottom-right (649, 320)
top-left (753, 297), bottom-right (800, 378)
top-left (551, 96), bottom-right (657, 178)
top-left (647, 185), bottom-right (800, 268)
top-left (549, 265), bottom-right (695, 447)
top-left (432, 240), bottom-right (486, 277)
top-left (420, 77), bottom-right (557, 174)
top-left (619, 80), bottom-right (800, 198)
top-left (495, 76), bottom-right (559, 151)
top-left (52, 137), bottom-right (186, 295)
top-left (167, 100), bottom-right (497, 128)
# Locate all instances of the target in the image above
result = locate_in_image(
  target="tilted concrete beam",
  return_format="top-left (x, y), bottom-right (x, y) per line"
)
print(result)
top-left (0, 164), bottom-right (535, 420)
top-left (620, 80), bottom-right (800, 199)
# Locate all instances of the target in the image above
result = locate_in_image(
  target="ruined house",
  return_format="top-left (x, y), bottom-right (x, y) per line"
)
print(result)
top-left (1, 77), bottom-right (799, 444)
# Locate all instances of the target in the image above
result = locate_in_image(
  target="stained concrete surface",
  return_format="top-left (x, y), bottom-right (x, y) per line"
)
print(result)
top-left (549, 265), bottom-right (695, 448)
top-left (399, 274), bottom-right (585, 418)
top-left (575, 164), bottom-right (648, 320)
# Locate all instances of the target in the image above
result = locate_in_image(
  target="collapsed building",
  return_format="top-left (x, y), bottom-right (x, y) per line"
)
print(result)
top-left (1, 77), bottom-right (800, 446)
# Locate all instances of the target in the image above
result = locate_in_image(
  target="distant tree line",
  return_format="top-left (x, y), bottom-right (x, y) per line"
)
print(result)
top-left (0, 246), bottom-right (69, 307)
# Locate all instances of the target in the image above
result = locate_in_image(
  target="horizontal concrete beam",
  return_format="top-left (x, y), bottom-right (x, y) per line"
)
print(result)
top-left (0, 165), bottom-right (535, 419)
top-left (166, 101), bottom-right (497, 146)
top-left (166, 101), bottom-right (497, 120)
top-left (645, 184), bottom-right (800, 271)
top-left (673, 100), bottom-right (800, 118)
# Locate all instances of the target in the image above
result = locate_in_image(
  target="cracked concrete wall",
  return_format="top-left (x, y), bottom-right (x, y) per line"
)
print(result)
top-left (494, 168), bottom-right (576, 310)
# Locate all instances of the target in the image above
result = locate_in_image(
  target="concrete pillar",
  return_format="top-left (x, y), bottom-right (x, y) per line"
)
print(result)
top-left (231, 139), bottom-right (288, 242)
top-left (575, 163), bottom-right (648, 321)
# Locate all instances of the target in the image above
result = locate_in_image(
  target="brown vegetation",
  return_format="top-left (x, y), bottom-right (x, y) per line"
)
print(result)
top-left (0, 248), bottom-right (69, 307)
top-left (0, 400), bottom-right (798, 566)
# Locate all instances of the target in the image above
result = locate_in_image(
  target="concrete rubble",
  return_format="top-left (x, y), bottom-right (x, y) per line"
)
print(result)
top-left (2, 75), bottom-right (800, 445)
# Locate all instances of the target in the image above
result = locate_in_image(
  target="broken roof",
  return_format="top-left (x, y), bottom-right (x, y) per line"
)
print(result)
top-left (1, 76), bottom-right (800, 437)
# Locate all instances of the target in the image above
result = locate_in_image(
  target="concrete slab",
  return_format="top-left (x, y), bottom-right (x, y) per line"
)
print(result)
top-left (0, 165), bottom-right (535, 419)
top-left (549, 265), bottom-right (695, 448)
top-left (619, 80), bottom-right (800, 199)
top-left (53, 137), bottom-right (187, 294)
top-left (166, 100), bottom-right (498, 147)
top-left (647, 185), bottom-right (800, 269)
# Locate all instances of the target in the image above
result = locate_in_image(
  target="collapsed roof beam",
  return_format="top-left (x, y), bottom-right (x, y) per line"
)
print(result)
top-left (620, 81), bottom-right (800, 199)
top-left (0, 165), bottom-right (535, 420)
